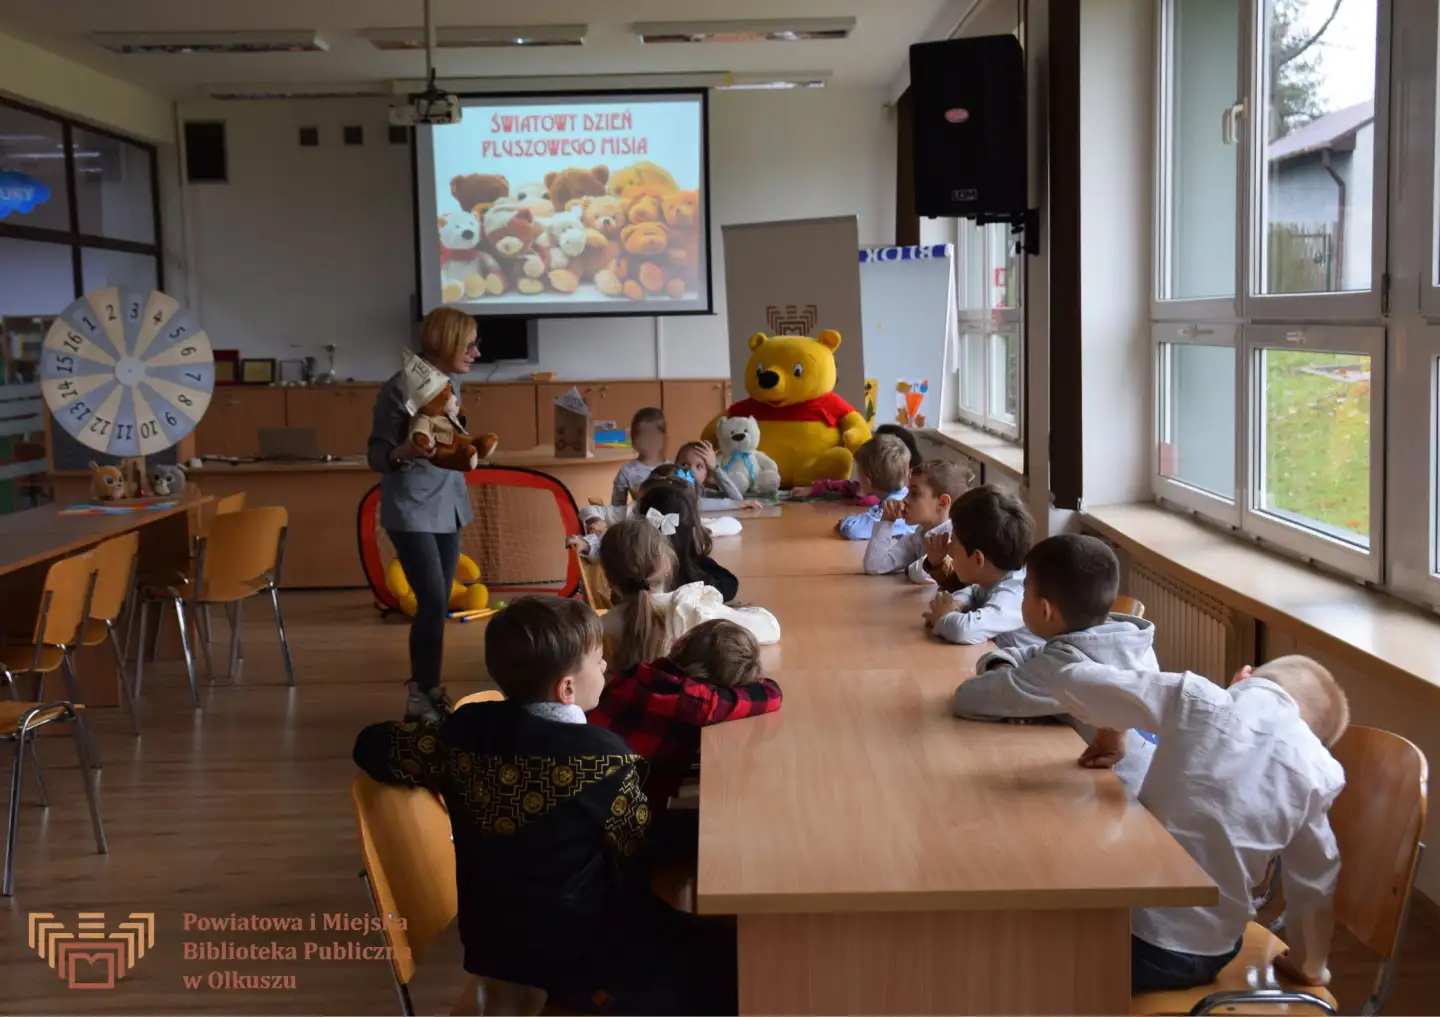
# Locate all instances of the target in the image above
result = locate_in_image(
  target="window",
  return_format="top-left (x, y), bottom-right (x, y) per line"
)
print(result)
top-left (954, 220), bottom-right (1023, 439)
top-left (0, 97), bottom-right (161, 336)
top-left (1152, 0), bottom-right (1389, 584)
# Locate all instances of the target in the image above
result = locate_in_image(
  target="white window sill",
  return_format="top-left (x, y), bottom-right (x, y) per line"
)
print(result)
top-left (1085, 502), bottom-right (1440, 706)
top-left (921, 421), bottom-right (1025, 481)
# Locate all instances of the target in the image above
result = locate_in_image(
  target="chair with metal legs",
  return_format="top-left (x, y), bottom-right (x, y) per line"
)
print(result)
top-left (0, 551), bottom-right (102, 770)
top-left (0, 697), bottom-right (107, 896)
top-left (144, 507), bottom-right (294, 687)
top-left (77, 533), bottom-right (143, 736)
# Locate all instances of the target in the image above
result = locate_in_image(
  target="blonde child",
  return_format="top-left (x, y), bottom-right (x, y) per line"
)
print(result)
top-left (598, 519), bottom-right (779, 674)
top-left (1050, 655), bottom-right (1348, 992)
top-left (862, 459), bottom-right (971, 581)
top-left (610, 407), bottom-right (668, 506)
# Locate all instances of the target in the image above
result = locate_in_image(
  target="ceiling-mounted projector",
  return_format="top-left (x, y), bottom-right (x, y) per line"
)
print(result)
top-left (390, 80), bottom-right (461, 125)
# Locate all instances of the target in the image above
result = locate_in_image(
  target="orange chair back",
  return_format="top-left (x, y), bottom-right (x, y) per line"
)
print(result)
top-left (1111, 595), bottom-right (1145, 618)
top-left (1329, 725), bottom-right (1428, 958)
top-left (455, 690), bottom-right (504, 709)
top-left (202, 507), bottom-right (287, 588)
top-left (573, 547), bottom-right (612, 613)
top-left (350, 773), bottom-right (456, 987)
top-left (90, 532), bottom-right (140, 623)
top-left (37, 551), bottom-right (98, 647)
top-left (215, 492), bottom-right (246, 515)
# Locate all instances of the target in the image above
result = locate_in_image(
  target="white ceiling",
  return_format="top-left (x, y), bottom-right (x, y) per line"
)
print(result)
top-left (0, 0), bottom-right (953, 97)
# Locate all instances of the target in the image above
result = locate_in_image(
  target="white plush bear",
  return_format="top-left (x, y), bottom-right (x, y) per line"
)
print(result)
top-left (715, 415), bottom-right (781, 495)
top-left (438, 210), bottom-right (504, 302)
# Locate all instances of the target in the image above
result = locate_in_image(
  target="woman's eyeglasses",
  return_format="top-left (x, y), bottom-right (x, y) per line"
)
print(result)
top-left (465, 341), bottom-right (480, 354)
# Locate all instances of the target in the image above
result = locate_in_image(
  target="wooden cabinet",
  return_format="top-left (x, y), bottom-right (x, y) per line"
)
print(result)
top-left (284, 386), bottom-right (379, 456)
top-left (193, 387), bottom-right (287, 457)
top-left (461, 383), bottom-right (538, 451)
top-left (661, 379), bottom-right (731, 450)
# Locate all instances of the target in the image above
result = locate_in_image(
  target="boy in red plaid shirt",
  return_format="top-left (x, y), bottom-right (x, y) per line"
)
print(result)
top-left (589, 619), bottom-right (783, 809)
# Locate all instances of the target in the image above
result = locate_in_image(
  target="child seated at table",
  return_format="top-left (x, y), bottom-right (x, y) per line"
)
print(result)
top-left (610, 406), bottom-right (669, 506)
top-left (654, 460), bottom-right (764, 515)
top-left (569, 468), bottom-right (748, 561)
top-left (873, 422), bottom-right (922, 472)
top-left (599, 519), bottom-right (779, 673)
top-left (790, 434), bottom-right (915, 542)
top-left (951, 534), bottom-right (1158, 792)
top-left (922, 484), bottom-right (1040, 648)
top-left (352, 596), bottom-right (737, 1014)
top-left (1050, 654), bottom-right (1348, 993)
top-left (590, 619), bottom-right (783, 811)
top-left (674, 440), bottom-right (745, 501)
top-left (637, 483), bottom-right (740, 602)
top-left (862, 459), bottom-right (971, 582)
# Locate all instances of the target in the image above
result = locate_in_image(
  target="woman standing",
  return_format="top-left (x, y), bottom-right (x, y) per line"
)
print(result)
top-left (368, 307), bottom-right (478, 720)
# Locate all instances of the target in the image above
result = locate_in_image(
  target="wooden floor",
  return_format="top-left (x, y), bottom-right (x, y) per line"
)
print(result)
top-left (1, 589), bottom-right (1437, 1015)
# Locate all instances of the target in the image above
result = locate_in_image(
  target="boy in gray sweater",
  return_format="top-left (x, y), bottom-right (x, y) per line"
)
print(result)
top-left (952, 533), bottom-right (1158, 793)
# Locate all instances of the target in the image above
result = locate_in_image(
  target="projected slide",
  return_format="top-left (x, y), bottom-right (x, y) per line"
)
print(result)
top-left (417, 92), bottom-right (709, 317)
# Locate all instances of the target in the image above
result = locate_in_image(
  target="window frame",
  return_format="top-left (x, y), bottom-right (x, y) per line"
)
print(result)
top-left (1152, 322), bottom-right (1243, 526)
top-left (1151, 0), bottom-right (1394, 588)
top-left (1244, 0), bottom-right (1391, 323)
top-left (0, 95), bottom-right (163, 300)
top-left (953, 219), bottom-right (1024, 440)
top-left (1241, 323), bottom-right (1385, 581)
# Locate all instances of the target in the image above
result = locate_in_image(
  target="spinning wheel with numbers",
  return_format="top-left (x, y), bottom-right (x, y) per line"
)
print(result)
top-left (40, 287), bottom-right (213, 456)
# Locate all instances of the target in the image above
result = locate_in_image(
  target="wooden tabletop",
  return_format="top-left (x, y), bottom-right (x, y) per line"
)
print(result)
top-left (186, 445), bottom-right (636, 475)
top-left (0, 492), bottom-right (211, 576)
top-left (697, 504), bottom-right (1217, 915)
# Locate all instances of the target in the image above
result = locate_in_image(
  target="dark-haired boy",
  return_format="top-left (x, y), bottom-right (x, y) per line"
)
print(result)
top-left (922, 484), bottom-right (1041, 648)
top-left (951, 533), bottom-right (1159, 792)
top-left (352, 596), bottom-right (737, 1015)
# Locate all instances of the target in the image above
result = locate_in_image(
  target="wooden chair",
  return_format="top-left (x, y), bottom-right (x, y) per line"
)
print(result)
top-left (78, 533), bottom-right (142, 736)
top-left (0, 551), bottom-right (102, 769)
top-left (141, 507), bottom-right (294, 695)
top-left (1132, 725), bottom-right (1428, 1016)
top-left (351, 772), bottom-right (546, 1016)
top-left (1112, 595), bottom-right (1146, 618)
top-left (572, 547), bottom-right (611, 614)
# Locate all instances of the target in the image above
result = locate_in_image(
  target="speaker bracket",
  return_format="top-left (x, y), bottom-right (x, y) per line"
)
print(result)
top-left (977, 207), bottom-right (1040, 258)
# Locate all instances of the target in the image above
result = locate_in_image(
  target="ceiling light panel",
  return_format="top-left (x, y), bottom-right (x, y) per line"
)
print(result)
top-left (634, 18), bottom-right (855, 44)
top-left (91, 30), bottom-right (327, 54)
top-left (361, 25), bottom-right (587, 50)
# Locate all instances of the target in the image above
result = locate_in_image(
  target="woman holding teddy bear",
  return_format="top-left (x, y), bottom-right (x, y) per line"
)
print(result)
top-left (367, 307), bottom-right (479, 722)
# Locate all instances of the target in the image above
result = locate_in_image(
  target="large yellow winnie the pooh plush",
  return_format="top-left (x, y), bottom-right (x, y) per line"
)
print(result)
top-left (704, 330), bottom-right (872, 488)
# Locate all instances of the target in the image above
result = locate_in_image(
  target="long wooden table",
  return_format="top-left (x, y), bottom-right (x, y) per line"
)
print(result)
top-left (0, 493), bottom-right (208, 707)
top-left (52, 446), bottom-right (635, 589)
top-left (703, 503), bottom-right (1216, 1015)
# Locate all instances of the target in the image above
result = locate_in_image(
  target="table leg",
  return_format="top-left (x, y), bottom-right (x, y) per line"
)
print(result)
top-left (736, 908), bottom-right (1131, 1015)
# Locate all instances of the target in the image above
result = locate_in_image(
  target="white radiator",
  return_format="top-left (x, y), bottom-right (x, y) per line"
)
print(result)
top-left (1125, 560), bottom-right (1243, 683)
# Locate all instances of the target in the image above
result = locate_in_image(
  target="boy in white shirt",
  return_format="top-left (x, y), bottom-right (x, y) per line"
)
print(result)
top-left (1050, 655), bottom-right (1349, 993)
top-left (862, 459), bottom-right (970, 583)
top-left (921, 484), bottom-right (1041, 648)
top-left (953, 534), bottom-right (1157, 794)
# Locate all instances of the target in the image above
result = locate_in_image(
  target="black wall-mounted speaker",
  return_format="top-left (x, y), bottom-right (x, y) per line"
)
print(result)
top-left (909, 35), bottom-right (1027, 220)
top-left (183, 121), bottom-right (227, 183)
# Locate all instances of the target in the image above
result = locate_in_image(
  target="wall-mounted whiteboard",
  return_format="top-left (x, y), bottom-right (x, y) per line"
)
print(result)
top-left (859, 244), bottom-right (954, 430)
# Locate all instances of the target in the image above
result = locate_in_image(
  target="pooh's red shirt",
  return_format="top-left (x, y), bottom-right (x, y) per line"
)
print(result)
top-left (725, 392), bottom-right (857, 426)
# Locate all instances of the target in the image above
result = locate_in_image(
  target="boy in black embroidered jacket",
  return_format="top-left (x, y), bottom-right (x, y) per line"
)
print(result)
top-left (352, 596), bottom-right (737, 1015)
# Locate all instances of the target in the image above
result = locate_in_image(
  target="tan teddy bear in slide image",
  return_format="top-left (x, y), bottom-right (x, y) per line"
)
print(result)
top-left (450, 173), bottom-right (509, 216)
top-left (545, 165), bottom-right (610, 212)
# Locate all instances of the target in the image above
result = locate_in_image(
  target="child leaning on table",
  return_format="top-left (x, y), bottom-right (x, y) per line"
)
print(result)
top-left (862, 459), bottom-right (972, 581)
top-left (637, 482), bottom-right (740, 603)
top-left (598, 518), bottom-right (780, 674)
top-left (922, 484), bottom-right (1041, 648)
top-left (790, 434), bottom-right (916, 542)
top-left (352, 595), bottom-right (737, 1015)
top-left (569, 468), bottom-right (753, 561)
top-left (590, 619), bottom-right (783, 813)
top-left (951, 534), bottom-right (1159, 794)
top-left (1049, 654), bottom-right (1348, 994)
